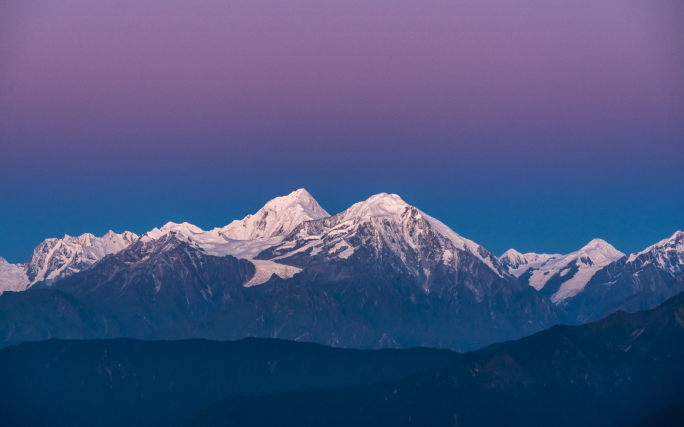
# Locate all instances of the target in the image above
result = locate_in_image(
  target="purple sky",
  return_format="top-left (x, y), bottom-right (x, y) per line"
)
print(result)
top-left (1, 0), bottom-right (682, 263)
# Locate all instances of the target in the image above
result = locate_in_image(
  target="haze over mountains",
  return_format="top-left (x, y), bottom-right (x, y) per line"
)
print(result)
top-left (1, 189), bottom-right (682, 351)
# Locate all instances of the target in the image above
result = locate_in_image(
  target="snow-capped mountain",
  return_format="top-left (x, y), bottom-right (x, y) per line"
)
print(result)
top-left (0, 189), bottom-right (329, 293)
top-left (562, 231), bottom-right (684, 322)
top-left (499, 232), bottom-right (684, 322)
top-left (498, 249), bottom-right (562, 277)
top-left (55, 232), bottom-right (255, 314)
top-left (218, 189), bottom-right (329, 240)
top-left (1, 190), bottom-right (562, 351)
top-left (511, 239), bottom-right (625, 303)
top-left (2, 187), bottom-right (679, 351)
top-left (625, 231), bottom-right (684, 276)
top-left (0, 230), bottom-right (138, 294)
top-left (23, 231), bottom-right (138, 285)
top-left (257, 193), bottom-right (509, 285)
top-left (139, 189), bottom-right (330, 286)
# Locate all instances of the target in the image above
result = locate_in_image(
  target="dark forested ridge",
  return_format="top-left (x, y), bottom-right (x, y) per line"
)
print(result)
top-left (178, 291), bottom-right (684, 427)
top-left (0, 337), bottom-right (457, 427)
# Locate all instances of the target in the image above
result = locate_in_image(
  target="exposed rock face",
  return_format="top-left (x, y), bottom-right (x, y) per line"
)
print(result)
top-left (52, 232), bottom-right (255, 337)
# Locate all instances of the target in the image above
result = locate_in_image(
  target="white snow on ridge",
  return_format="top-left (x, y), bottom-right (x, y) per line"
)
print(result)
top-left (499, 249), bottom-right (563, 278)
top-left (337, 193), bottom-right (408, 222)
top-left (626, 231), bottom-right (683, 275)
top-left (419, 210), bottom-right (503, 277)
top-left (142, 224), bottom-right (302, 286)
top-left (512, 239), bottom-right (625, 303)
top-left (351, 194), bottom-right (503, 273)
top-left (219, 189), bottom-right (329, 240)
top-left (138, 189), bottom-right (329, 286)
top-left (25, 231), bottom-right (139, 285)
top-left (262, 193), bottom-right (506, 278)
top-left (0, 256), bottom-right (29, 295)
top-left (630, 231), bottom-right (683, 257)
top-left (0, 230), bottom-right (138, 294)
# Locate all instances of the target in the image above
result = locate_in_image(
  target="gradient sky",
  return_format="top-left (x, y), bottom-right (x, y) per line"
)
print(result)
top-left (1, 0), bottom-right (682, 263)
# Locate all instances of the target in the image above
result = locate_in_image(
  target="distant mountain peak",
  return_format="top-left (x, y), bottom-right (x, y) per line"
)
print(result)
top-left (500, 248), bottom-right (524, 259)
top-left (580, 238), bottom-right (612, 250)
top-left (625, 230), bottom-right (684, 275)
top-left (219, 189), bottom-right (329, 240)
top-left (2, 230), bottom-right (140, 291)
top-left (510, 238), bottom-right (624, 304)
top-left (576, 239), bottom-right (624, 264)
top-left (338, 193), bottom-right (408, 221)
top-left (257, 191), bottom-right (509, 280)
top-left (498, 250), bottom-right (563, 276)
top-left (632, 230), bottom-right (683, 257)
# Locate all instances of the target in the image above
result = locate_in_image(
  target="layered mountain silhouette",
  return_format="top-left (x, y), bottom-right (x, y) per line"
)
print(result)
top-left (178, 291), bottom-right (684, 427)
top-left (0, 338), bottom-right (458, 427)
top-left (2, 291), bottom-right (682, 427)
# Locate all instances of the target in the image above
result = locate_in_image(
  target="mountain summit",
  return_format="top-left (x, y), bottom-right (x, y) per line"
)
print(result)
top-left (507, 238), bottom-right (624, 303)
top-left (258, 192), bottom-right (508, 280)
top-left (562, 230), bottom-right (684, 322)
top-left (219, 189), bottom-right (330, 240)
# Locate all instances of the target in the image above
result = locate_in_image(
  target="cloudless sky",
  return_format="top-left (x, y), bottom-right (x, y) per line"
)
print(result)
top-left (1, 0), bottom-right (682, 263)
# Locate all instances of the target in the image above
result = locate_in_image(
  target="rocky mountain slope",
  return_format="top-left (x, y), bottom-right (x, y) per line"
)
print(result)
top-left (0, 231), bottom-right (138, 294)
top-left (500, 239), bottom-right (624, 303)
top-left (561, 231), bottom-right (684, 322)
top-left (500, 232), bottom-right (684, 323)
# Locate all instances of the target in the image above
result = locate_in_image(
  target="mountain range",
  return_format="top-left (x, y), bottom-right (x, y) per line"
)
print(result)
top-left (499, 231), bottom-right (684, 322)
top-left (1, 189), bottom-right (682, 351)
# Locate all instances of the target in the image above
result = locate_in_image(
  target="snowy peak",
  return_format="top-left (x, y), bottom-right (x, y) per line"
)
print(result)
top-left (142, 222), bottom-right (205, 242)
top-left (160, 222), bottom-right (204, 235)
top-left (630, 231), bottom-right (683, 259)
top-left (338, 193), bottom-right (408, 222)
top-left (219, 189), bottom-right (329, 240)
top-left (500, 248), bottom-right (525, 263)
top-left (499, 250), bottom-right (562, 277)
top-left (499, 249), bottom-right (529, 270)
top-left (21, 230), bottom-right (138, 286)
top-left (576, 239), bottom-right (624, 263)
top-left (136, 190), bottom-right (328, 286)
top-left (259, 192), bottom-right (508, 279)
top-left (517, 239), bottom-right (625, 304)
top-left (626, 231), bottom-right (684, 275)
